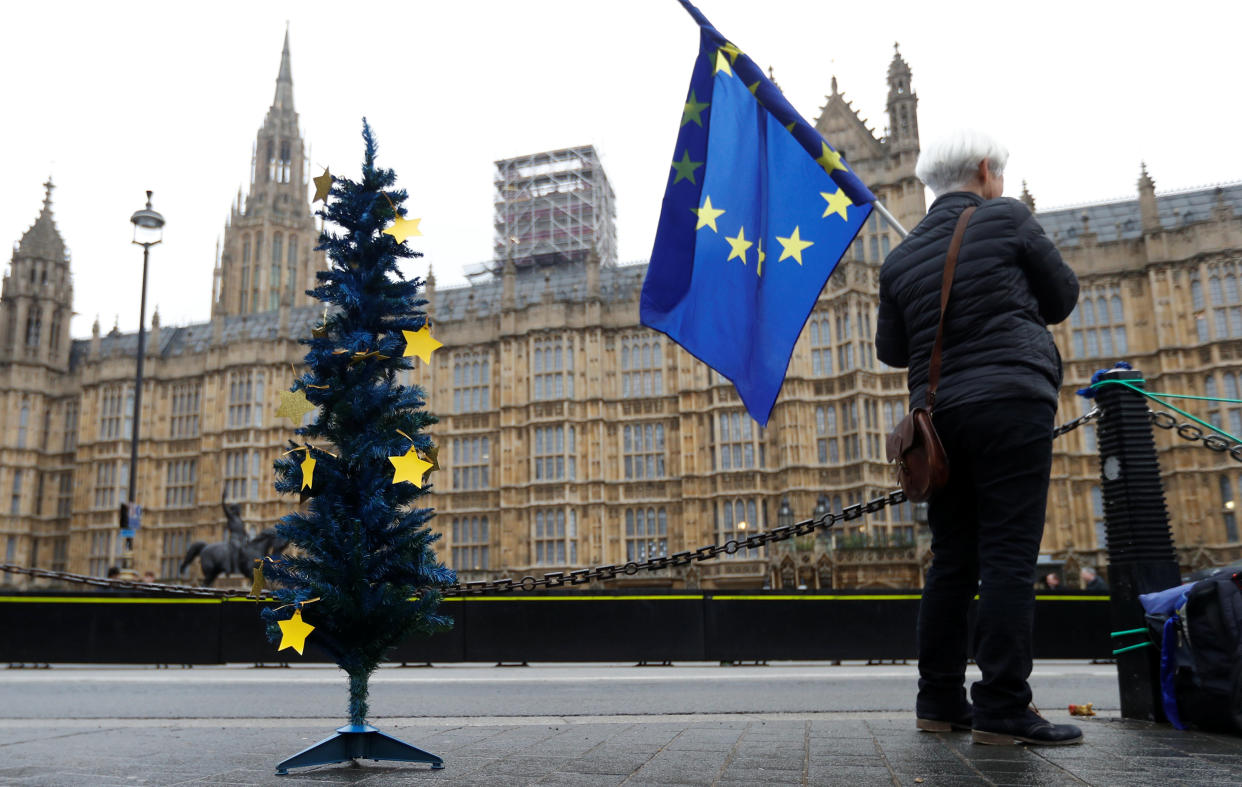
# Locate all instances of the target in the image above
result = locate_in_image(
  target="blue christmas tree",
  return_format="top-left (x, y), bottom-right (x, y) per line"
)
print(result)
top-left (262, 121), bottom-right (455, 774)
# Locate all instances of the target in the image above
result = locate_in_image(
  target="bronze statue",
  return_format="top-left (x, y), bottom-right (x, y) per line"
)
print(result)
top-left (178, 491), bottom-right (288, 586)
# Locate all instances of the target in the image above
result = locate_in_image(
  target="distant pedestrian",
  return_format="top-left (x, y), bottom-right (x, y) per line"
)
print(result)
top-left (1044, 572), bottom-right (1061, 590)
top-left (877, 129), bottom-right (1082, 745)
top-left (1080, 567), bottom-right (1108, 592)
top-left (106, 566), bottom-right (121, 579)
top-left (141, 571), bottom-right (156, 584)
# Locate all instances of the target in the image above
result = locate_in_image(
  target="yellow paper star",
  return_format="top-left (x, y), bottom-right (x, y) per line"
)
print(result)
top-left (389, 447), bottom-right (434, 487)
top-left (277, 609), bottom-right (315, 655)
top-left (757, 239), bottom-right (766, 277)
top-left (402, 325), bottom-right (443, 364)
top-left (300, 453), bottom-right (316, 490)
top-left (725, 227), bottom-right (753, 265)
top-left (249, 565), bottom-right (266, 598)
top-left (820, 186), bottom-right (854, 221)
top-left (692, 196), bottom-right (726, 232)
top-left (714, 50), bottom-right (733, 77)
top-left (671, 150), bottom-right (704, 185)
top-left (776, 226), bottom-right (814, 265)
top-left (383, 215), bottom-right (422, 245)
top-left (719, 42), bottom-right (743, 64)
top-left (681, 90), bottom-right (709, 127)
top-left (424, 444), bottom-right (440, 473)
top-left (312, 168), bottom-right (333, 203)
top-left (816, 142), bottom-right (847, 174)
top-left (275, 390), bottom-right (316, 425)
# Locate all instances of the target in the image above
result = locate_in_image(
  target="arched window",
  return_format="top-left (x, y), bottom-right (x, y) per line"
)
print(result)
top-left (1192, 277), bottom-right (1204, 310)
top-left (1211, 277), bottom-right (1224, 305)
top-left (1083, 300), bottom-right (1096, 326)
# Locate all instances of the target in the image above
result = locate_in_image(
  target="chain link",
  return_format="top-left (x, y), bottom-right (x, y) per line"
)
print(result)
top-left (1052, 406), bottom-right (1101, 439)
top-left (1148, 409), bottom-right (1242, 462)
top-left (1, 490), bottom-right (910, 598)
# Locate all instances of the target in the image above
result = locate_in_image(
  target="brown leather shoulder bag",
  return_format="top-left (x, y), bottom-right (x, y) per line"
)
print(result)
top-left (885, 206), bottom-right (975, 502)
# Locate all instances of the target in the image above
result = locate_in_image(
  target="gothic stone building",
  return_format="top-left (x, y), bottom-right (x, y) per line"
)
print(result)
top-left (3, 39), bottom-right (1239, 591)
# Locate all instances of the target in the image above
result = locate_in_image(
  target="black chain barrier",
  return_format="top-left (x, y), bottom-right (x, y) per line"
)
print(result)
top-left (1148, 409), bottom-right (1242, 462)
top-left (0, 410), bottom-right (1099, 598)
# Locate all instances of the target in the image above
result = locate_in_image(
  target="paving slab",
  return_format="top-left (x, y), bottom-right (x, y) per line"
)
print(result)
top-left (1, 714), bottom-right (1241, 785)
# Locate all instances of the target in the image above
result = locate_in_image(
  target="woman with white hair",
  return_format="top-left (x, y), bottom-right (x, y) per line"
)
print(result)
top-left (876, 130), bottom-right (1082, 745)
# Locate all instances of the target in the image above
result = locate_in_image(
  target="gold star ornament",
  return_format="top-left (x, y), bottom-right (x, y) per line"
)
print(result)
top-left (383, 214), bottom-right (422, 245)
top-left (312, 168), bottom-right (333, 203)
top-left (389, 447), bottom-right (434, 488)
top-left (300, 453), bottom-right (316, 490)
top-left (250, 564), bottom-right (266, 598)
top-left (275, 389), bottom-right (316, 425)
top-left (277, 609), bottom-right (315, 655)
top-left (402, 325), bottom-right (442, 365)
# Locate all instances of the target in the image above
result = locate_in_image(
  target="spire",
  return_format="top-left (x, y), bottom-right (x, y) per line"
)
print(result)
top-left (1020, 180), bottom-right (1036, 212)
top-left (885, 42), bottom-right (919, 151)
top-left (1138, 162), bottom-right (1160, 233)
top-left (273, 26), bottom-right (294, 112)
top-left (18, 177), bottom-right (66, 260)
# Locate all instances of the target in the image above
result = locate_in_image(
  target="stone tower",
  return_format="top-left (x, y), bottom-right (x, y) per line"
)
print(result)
top-left (885, 43), bottom-right (919, 155)
top-left (212, 30), bottom-right (321, 317)
top-left (0, 179), bottom-right (73, 370)
top-left (0, 180), bottom-right (77, 572)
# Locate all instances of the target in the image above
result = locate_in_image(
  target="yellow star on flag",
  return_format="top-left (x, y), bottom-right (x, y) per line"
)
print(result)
top-left (692, 195), bottom-right (726, 232)
top-left (312, 168), bottom-right (333, 203)
top-left (816, 142), bottom-right (847, 174)
top-left (725, 227), bottom-right (753, 265)
top-left (748, 81), bottom-right (761, 96)
top-left (820, 186), bottom-right (854, 221)
top-left (402, 325), bottom-right (443, 364)
top-left (389, 447), bottom-right (434, 487)
top-left (277, 609), bottom-right (315, 655)
top-left (757, 239), bottom-right (766, 277)
top-left (383, 215), bottom-right (422, 245)
top-left (714, 50), bottom-right (733, 77)
top-left (275, 390), bottom-right (316, 425)
top-left (776, 226), bottom-right (814, 265)
top-left (785, 121), bottom-right (797, 133)
top-left (719, 41), bottom-right (743, 64)
top-left (300, 453), bottom-right (316, 490)
top-left (681, 90), bottom-right (709, 127)
top-left (671, 150), bottom-right (704, 185)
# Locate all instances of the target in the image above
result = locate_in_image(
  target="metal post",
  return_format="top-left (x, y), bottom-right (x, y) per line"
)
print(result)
top-left (124, 243), bottom-right (150, 570)
top-left (1094, 368), bottom-right (1182, 721)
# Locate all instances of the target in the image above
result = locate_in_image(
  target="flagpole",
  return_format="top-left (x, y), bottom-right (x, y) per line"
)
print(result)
top-left (871, 200), bottom-right (909, 239)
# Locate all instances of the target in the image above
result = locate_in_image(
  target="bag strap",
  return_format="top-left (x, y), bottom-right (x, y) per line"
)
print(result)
top-left (926, 206), bottom-right (976, 411)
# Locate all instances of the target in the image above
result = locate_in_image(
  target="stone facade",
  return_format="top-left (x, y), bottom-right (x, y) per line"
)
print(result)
top-left (4, 38), bottom-right (1239, 591)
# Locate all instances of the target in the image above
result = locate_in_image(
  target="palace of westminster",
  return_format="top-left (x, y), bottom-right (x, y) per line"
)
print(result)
top-left (3, 35), bottom-right (1241, 591)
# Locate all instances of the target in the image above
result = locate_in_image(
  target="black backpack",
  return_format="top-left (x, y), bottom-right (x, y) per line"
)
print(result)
top-left (1172, 574), bottom-right (1242, 733)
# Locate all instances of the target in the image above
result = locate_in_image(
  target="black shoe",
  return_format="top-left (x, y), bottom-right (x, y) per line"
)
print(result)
top-left (972, 708), bottom-right (1083, 746)
top-left (916, 705), bottom-right (973, 732)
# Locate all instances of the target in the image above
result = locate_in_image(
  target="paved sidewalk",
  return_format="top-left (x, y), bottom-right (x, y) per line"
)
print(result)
top-left (2, 712), bottom-right (1241, 786)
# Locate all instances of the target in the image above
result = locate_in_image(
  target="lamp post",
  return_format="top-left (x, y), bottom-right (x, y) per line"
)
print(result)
top-left (121, 191), bottom-right (164, 570)
top-left (814, 496), bottom-right (830, 547)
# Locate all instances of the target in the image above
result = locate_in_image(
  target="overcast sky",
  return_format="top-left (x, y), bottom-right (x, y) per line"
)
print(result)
top-left (2, 0), bottom-right (1238, 338)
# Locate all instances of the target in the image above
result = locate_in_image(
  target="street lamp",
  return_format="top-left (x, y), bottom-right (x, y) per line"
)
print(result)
top-left (814, 496), bottom-right (831, 547)
top-left (121, 191), bottom-right (164, 569)
top-left (778, 499), bottom-right (794, 529)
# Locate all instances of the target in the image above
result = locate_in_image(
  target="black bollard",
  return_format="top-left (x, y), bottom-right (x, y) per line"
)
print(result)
top-left (1094, 368), bottom-right (1183, 721)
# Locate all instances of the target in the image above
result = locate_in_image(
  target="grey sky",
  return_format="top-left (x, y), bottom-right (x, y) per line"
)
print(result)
top-left (2, 0), bottom-right (1237, 337)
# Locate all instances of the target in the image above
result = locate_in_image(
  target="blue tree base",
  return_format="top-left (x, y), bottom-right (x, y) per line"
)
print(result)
top-left (275, 724), bottom-right (444, 775)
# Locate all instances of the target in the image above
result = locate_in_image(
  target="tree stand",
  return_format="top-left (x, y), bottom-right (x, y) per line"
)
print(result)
top-left (275, 724), bottom-right (443, 775)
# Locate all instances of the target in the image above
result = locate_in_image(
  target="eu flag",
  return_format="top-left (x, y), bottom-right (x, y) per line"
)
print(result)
top-left (641, 0), bottom-right (876, 425)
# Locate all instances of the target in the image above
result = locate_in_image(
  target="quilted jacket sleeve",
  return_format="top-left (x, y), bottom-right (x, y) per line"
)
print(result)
top-left (876, 272), bottom-right (909, 368)
top-left (1012, 200), bottom-right (1079, 325)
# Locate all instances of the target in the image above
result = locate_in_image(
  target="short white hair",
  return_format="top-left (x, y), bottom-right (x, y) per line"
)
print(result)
top-left (915, 130), bottom-right (1009, 196)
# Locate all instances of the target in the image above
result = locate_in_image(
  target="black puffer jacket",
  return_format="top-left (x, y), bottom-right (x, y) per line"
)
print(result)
top-left (876, 192), bottom-right (1079, 413)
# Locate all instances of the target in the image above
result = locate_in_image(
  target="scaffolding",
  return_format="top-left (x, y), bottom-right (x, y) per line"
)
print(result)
top-left (491, 145), bottom-right (617, 274)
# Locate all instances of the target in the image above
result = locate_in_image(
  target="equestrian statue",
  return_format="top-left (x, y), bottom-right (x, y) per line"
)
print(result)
top-left (179, 491), bottom-right (288, 586)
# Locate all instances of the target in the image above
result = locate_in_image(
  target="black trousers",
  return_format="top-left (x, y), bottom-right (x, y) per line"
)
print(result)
top-left (916, 398), bottom-right (1055, 723)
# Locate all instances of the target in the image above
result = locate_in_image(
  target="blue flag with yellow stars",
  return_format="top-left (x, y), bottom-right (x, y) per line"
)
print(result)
top-left (641, 0), bottom-right (876, 426)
